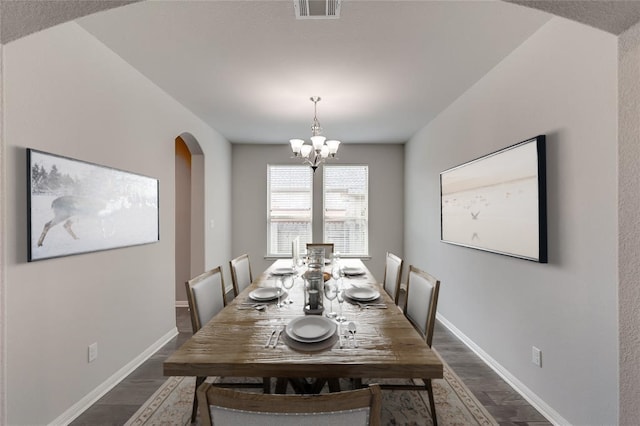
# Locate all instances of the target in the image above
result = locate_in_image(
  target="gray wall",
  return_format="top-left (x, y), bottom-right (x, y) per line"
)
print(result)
top-left (405, 18), bottom-right (618, 424)
top-left (2, 22), bottom-right (231, 424)
top-left (618, 19), bottom-right (640, 425)
top-left (231, 144), bottom-right (404, 282)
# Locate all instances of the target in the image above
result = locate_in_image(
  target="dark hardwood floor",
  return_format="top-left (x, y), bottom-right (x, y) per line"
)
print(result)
top-left (70, 307), bottom-right (551, 425)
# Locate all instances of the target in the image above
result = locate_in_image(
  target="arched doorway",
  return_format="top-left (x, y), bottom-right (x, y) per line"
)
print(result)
top-left (175, 132), bottom-right (205, 305)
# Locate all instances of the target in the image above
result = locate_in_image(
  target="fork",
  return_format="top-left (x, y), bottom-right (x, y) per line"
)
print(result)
top-left (264, 328), bottom-right (277, 348)
top-left (271, 327), bottom-right (284, 348)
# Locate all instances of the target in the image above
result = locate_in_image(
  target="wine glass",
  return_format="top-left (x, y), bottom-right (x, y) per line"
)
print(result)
top-left (276, 276), bottom-right (286, 308)
top-left (331, 258), bottom-right (342, 282)
top-left (335, 280), bottom-right (347, 322)
top-left (282, 274), bottom-right (295, 305)
top-left (324, 280), bottom-right (338, 319)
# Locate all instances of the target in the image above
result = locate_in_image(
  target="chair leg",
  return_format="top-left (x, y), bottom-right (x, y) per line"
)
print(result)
top-left (424, 379), bottom-right (437, 426)
top-left (191, 376), bottom-right (206, 423)
top-left (275, 377), bottom-right (288, 394)
top-left (328, 378), bottom-right (341, 392)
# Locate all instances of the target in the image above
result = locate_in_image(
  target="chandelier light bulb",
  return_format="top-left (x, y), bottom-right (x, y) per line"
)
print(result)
top-left (290, 139), bottom-right (304, 155)
top-left (320, 145), bottom-right (330, 158)
top-left (326, 140), bottom-right (340, 156)
top-left (300, 144), bottom-right (313, 158)
top-left (311, 135), bottom-right (326, 151)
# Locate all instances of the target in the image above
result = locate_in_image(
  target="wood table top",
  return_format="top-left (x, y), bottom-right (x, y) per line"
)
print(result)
top-left (164, 259), bottom-right (443, 380)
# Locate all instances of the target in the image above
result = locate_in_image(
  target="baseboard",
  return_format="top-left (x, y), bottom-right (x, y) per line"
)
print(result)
top-left (436, 313), bottom-right (569, 426)
top-left (175, 300), bottom-right (188, 308)
top-left (50, 327), bottom-right (179, 426)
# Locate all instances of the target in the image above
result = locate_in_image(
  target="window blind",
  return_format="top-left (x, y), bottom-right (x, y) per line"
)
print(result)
top-left (323, 165), bottom-right (369, 256)
top-left (267, 165), bottom-right (313, 256)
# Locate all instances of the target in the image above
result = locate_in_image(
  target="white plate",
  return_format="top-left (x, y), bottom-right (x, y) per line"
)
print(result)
top-left (249, 287), bottom-right (283, 301)
top-left (345, 287), bottom-right (380, 302)
top-left (342, 267), bottom-right (365, 276)
top-left (283, 333), bottom-right (339, 352)
top-left (272, 267), bottom-right (296, 276)
top-left (286, 316), bottom-right (336, 343)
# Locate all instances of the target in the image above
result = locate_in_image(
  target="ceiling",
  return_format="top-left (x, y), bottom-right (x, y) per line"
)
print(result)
top-left (4, 1), bottom-right (640, 145)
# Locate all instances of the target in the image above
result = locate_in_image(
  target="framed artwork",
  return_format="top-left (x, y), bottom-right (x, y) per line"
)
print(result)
top-left (27, 149), bottom-right (159, 261)
top-left (440, 135), bottom-right (547, 263)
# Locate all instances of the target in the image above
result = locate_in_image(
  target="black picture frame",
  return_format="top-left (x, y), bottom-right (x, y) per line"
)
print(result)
top-left (27, 149), bottom-right (159, 261)
top-left (440, 135), bottom-right (547, 263)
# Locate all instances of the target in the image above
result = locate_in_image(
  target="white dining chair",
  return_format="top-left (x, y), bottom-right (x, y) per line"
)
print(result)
top-left (385, 264), bottom-right (441, 425)
top-left (306, 243), bottom-right (334, 260)
top-left (230, 253), bottom-right (253, 298)
top-left (185, 266), bottom-right (228, 423)
top-left (382, 252), bottom-right (403, 306)
top-left (185, 266), bottom-right (227, 334)
top-left (198, 383), bottom-right (382, 426)
top-left (355, 265), bottom-right (441, 425)
top-left (186, 266), bottom-right (266, 423)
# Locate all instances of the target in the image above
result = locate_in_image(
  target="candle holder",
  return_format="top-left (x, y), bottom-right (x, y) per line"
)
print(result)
top-left (303, 248), bottom-right (325, 315)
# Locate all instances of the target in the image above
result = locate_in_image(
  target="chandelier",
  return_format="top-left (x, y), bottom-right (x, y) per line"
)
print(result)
top-left (289, 96), bottom-right (340, 172)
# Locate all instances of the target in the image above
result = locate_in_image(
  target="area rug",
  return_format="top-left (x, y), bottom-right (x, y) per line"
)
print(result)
top-left (125, 359), bottom-right (497, 426)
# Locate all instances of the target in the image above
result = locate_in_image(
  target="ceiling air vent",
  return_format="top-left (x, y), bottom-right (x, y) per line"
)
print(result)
top-left (294, 0), bottom-right (341, 19)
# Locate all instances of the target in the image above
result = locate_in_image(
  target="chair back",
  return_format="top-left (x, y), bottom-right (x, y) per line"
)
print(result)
top-left (306, 243), bottom-right (334, 260)
top-left (382, 252), bottom-right (403, 305)
top-left (185, 267), bottom-right (227, 333)
top-left (230, 254), bottom-right (253, 297)
top-left (404, 265), bottom-right (440, 347)
top-left (198, 383), bottom-right (382, 426)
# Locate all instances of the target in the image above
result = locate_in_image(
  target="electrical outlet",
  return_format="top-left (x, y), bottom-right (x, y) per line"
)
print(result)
top-left (88, 342), bottom-right (98, 363)
top-left (532, 346), bottom-right (542, 367)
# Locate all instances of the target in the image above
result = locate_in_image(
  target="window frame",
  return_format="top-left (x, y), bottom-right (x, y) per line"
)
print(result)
top-left (322, 164), bottom-right (369, 257)
top-left (266, 164), bottom-right (314, 257)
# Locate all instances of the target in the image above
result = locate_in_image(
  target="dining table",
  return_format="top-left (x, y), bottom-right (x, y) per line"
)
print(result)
top-left (163, 258), bottom-right (443, 393)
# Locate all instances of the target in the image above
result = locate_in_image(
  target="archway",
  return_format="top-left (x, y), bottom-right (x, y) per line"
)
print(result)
top-left (175, 132), bottom-right (205, 305)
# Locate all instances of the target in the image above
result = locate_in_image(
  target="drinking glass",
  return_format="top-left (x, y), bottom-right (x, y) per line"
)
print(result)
top-left (324, 281), bottom-right (337, 319)
top-left (336, 281), bottom-right (347, 322)
top-left (297, 252), bottom-right (306, 269)
top-left (276, 276), bottom-right (286, 308)
top-left (282, 275), bottom-right (295, 305)
top-left (331, 259), bottom-right (342, 282)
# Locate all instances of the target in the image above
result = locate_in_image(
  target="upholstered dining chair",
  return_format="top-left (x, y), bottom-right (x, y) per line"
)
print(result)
top-left (185, 266), bottom-right (266, 423)
top-left (229, 253), bottom-right (253, 298)
top-left (386, 264), bottom-right (441, 425)
top-left (306, 243), bottom-right (334, 260)
top-left (185, 266), bottom-right (227, 334)
top-left (382, 252), bottom-right (404, 306)
top-left (197, 383), bottom-right (382, 426)
top-left (185, 266), bottom-right (228, 423)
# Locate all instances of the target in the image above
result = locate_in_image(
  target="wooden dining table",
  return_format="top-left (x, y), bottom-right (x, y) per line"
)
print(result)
top-left (163, 258), bottom-right (443, 392)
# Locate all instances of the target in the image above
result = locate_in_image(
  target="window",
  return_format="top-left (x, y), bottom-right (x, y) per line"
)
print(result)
top-left (323, 165), bottom-right (369, 256)
top-left (267, 165), bottom-right (313, 256)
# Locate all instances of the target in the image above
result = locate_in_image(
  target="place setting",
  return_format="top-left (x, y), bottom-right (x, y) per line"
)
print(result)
top-left (280, 315), bottom-right (339, 352)
top-left (341, 284), bottom-right (386, 308)
top-left (237, 286), bottom-right (289, 310)
top-left (270, 266), bottom-right (297, 277)
top-left (341, 266), bottom-right (366, 277)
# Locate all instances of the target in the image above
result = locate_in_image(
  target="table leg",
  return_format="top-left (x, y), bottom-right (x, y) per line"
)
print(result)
top-left (275, 378), bottom-right (288, 394)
